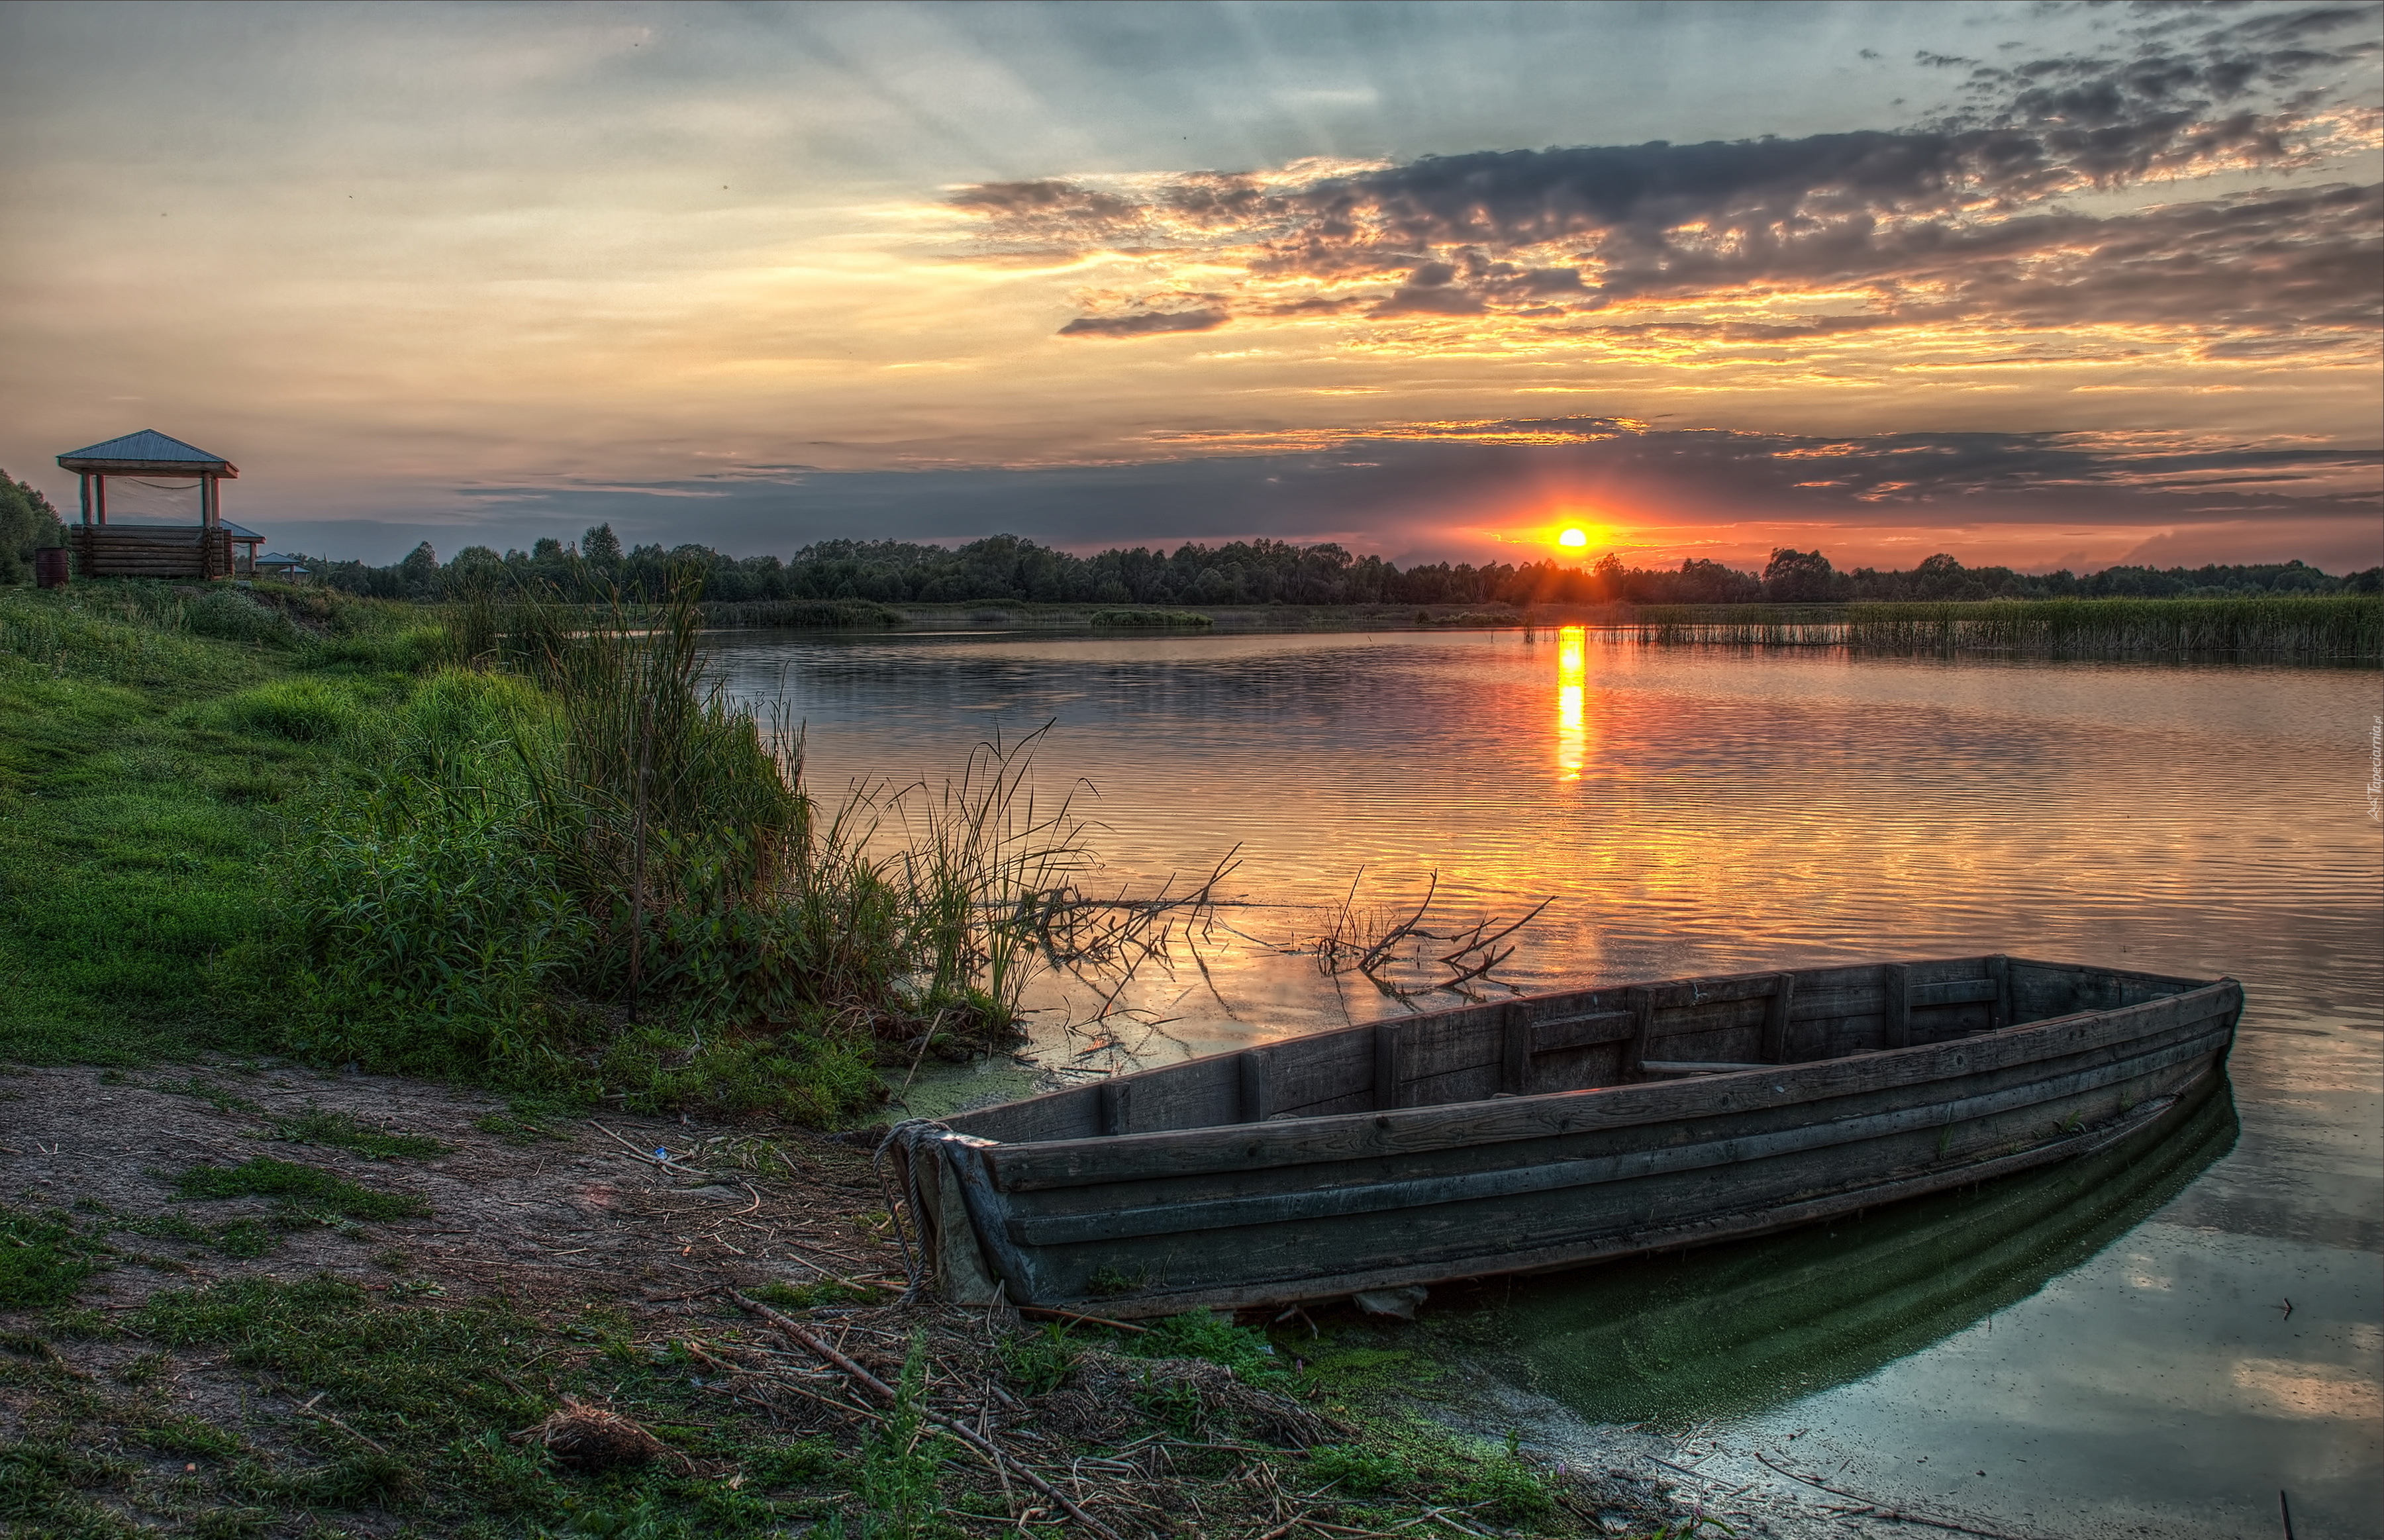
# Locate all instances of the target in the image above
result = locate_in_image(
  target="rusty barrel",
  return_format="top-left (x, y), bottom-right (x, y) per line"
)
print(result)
top-left (34, 546), bottom-right (70, 589)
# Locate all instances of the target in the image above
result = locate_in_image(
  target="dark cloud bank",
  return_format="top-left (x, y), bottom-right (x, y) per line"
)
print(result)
top-left (284, 419), bottom-right (2383, 570)
top-left (953, 5), bottom-right (2381, 347)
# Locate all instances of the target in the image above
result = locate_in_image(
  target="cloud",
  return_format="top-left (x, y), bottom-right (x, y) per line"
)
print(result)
top-left (953, 11), bottom-right (2379, 357)
top-left (304, 416), bottom-right (2377, 569)
top-left (1056, 307), bottom-right (1229, 338)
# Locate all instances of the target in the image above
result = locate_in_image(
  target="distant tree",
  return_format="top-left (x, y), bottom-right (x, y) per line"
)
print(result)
top-left (582, 522), bottom-right (622, 568)
top-left (396, 542), bottom-right (440, 592)
top-left (1762, 547), bottom-right (1836, 602)
top-left (1911, 553), bottom-right (1984, 600)
top-left (0, 473), bottom-right (66, 585)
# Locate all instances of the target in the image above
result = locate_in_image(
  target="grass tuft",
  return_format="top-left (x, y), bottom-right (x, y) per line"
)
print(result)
top-left (170, 1158), bottom-right (430, 1223)
top-left (0, 1206), bottom-right (107, 1308)
top-left (270, 1107), bottom-right (452, 1161)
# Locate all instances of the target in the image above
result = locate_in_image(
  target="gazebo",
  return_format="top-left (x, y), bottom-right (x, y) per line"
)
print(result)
top-left (56, 430), bottom-right (242, 580)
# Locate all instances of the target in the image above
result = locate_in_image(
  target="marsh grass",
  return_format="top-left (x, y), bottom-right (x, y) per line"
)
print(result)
top-left (1087, 606), bottom-right (1213, 628)
top-left (283, 581), bottom-right (1111, 1120)
top-left (1626, 595), bottom-right (2381, 658)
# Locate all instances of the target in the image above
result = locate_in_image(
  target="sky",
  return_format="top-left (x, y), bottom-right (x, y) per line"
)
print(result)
top-left (1, 0), bottom-right (2378, 572)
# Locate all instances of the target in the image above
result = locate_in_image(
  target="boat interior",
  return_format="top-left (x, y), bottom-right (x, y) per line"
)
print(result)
top-left (944, 955), bottom-right (2214, 1146)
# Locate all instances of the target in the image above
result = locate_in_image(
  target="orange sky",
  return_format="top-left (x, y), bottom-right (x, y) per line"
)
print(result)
top-left (1, 1), bottom-right (2377, 569)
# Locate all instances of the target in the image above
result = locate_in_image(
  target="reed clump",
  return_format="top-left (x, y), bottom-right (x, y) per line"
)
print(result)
top-left (1087, 607), bottom-right (1213, 628)
top-left (285, 584), bottom-right (1081, 1122)
top-left (1624, 595), bottom-right (2380, 659)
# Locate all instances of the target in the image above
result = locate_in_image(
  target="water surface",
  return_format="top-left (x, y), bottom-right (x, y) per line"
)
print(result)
top-left (715, 628), bottom-right (2381, 1536)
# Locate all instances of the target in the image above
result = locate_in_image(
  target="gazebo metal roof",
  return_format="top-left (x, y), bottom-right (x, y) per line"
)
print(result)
top-left (58, 430), bottom-right (238, 477)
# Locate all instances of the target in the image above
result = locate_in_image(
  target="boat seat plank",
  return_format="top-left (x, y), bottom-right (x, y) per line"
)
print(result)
top-left (1527, 1009), bottom-right (1635, 1054)
top-left (1911, 977), bottom-right (1999, 1008)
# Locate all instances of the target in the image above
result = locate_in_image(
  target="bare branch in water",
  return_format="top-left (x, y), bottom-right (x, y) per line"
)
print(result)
top-left (1300, 872), bottom-right (1554, 1002)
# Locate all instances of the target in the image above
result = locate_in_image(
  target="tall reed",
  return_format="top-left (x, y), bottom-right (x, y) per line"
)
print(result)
top-left (1622, 595), bottom-right (2380, 659)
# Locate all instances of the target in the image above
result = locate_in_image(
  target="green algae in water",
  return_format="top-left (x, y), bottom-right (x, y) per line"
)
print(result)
top-left (1487, 1081), bottom-right (2240, 1428)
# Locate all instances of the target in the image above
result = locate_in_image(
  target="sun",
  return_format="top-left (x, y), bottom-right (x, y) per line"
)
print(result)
top-left (1557, 528), bottom-right (1589, 549)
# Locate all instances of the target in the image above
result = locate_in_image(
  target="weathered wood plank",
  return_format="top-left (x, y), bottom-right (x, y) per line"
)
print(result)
top-left (1019, 1076), bottom-right (2215, 1316)
top-left (1032, 1015), bottom-right (2228, 1214)
top-left (977, 984), bottom-right (2235, 1190)
top-left (1624, 986), bottom-right (1656, 1073)
top-left (1239, 1049), bottom-right (1270, 1122)
top-left (1527, 1041), bottom-right (1625, 1096)
top-left (999, 1054), bottom-right (2221, 1306)
top-left (1642, 1060), bottom-right (1775, 1076)
top-left (1528, 1010), bottom-right (1635, 1053)
top-left (1399, 1061), bottom-right (1501, 1110)
top-left (1911, 977), bottom-right (1998, 1008)
top-left (1883, 963), bottom-right (1911, 1049)
top-left (1760, 974), bottom-right (1795, 1063)
top-left (1501, 1004), bottom-right (1530, 1095)
top-left (1395, 1007), bottom-right (1505, 1083)
top-left (1256, 1028), bottom-right (1375, 1113)
top-left (1373, 1020), bottom-right (1401, 1111)
top-left (1004, 1031), bottom-right (2229, 1247)
top-left (1988, 953), bottom-right (2012, 1031)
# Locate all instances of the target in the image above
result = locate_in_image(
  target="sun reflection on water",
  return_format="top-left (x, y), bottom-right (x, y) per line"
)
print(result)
top-left (1556, 625), bottom-right (1587, 780)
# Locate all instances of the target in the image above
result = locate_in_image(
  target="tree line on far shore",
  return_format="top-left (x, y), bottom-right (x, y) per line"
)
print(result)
top-left (315, 525), bottom-right (2384, 608)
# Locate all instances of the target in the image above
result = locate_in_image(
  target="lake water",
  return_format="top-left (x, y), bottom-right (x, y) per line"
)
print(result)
top-left (715, 627), bottom-right (2383, 1537)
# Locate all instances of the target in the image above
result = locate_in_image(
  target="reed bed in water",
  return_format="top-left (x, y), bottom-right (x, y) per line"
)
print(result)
top-left (1623, 595), bottom-right (2381, 659)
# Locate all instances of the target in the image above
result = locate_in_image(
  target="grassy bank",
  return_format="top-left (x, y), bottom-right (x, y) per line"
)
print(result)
top-left (0, 583), bottom-right (435, 1067)
top-left (1, 580), bottom-right (1081, 1122)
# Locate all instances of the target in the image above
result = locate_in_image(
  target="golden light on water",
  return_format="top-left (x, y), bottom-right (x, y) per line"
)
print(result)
top-left (1556, 625), bottom-right (1587, 781)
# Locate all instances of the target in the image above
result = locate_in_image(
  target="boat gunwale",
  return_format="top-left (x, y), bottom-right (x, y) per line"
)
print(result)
top-left (969, 965), bottom-right (2238, 1194)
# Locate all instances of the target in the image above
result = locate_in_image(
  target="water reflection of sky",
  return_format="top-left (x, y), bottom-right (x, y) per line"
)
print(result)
top-left (712, 629), bottom-right (2382, 1536)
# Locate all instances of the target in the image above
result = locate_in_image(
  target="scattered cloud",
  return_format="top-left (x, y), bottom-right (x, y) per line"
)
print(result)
top-left (944, 9), bottom-right (2379, 362)
top-left (1056, 307), bottom-right (1230, 338)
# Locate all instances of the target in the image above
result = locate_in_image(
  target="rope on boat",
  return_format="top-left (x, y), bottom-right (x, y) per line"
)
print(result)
top-left (874, 1118), bottom-right (950, 1302)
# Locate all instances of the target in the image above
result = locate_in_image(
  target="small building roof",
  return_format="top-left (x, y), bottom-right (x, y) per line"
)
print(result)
top-left (58, 430), bottom-right (239, 477)
top-left (221, 522), bottom-right (263, 542)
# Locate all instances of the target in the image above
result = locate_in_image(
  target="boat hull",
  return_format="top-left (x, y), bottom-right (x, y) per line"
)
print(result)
top-left (895, 957), bottom-right (2240, 1317)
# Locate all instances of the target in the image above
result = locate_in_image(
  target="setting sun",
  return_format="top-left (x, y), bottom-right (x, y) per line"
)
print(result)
top-left (1558, 528), bottom-right (1589, 549)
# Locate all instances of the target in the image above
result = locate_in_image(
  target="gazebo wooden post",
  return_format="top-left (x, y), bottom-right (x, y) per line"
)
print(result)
top-left (201, 472), bottom-right (219, 577)
top-left (77, 473), bottom-right (91, 526)
top-left (95, 475), bottom-right (107, 525)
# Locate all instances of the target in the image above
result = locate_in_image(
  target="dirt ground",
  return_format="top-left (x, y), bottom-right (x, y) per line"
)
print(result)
top-left (0, 1063), bottom-right (1979, 1539)
top-left (0, 1061), bottom-right (906, 1316)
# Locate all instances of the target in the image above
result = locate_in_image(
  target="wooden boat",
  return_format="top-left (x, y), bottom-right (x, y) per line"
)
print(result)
top-left (887, 955), bottom-right (2241, 1318)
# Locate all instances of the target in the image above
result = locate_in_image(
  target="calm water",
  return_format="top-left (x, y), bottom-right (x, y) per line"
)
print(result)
top-left (715, 628), bottom-right (2383, 1537)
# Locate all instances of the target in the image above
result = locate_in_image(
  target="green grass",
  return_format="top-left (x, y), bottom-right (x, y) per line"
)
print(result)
top-left (170, 1156), bottom-right (431, 1223)
top-left (0, 1205), bottom-right (107, 1307)
top-left (270, 1106), bottom-right (454, 1160)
